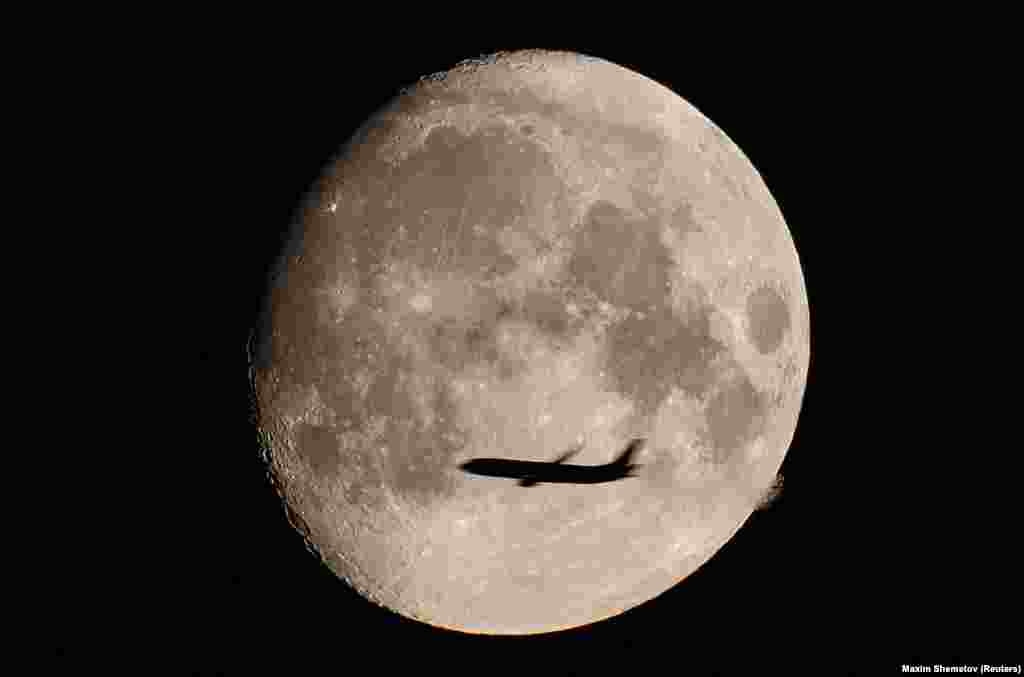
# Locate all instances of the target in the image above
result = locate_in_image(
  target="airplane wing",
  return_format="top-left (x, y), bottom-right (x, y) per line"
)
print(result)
top-left (552, 442), bottom-right (584, 465)
top-left (516, 442), bottom-right (583, 486)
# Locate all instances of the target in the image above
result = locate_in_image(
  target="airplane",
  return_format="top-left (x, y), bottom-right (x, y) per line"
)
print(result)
top-left (458, 438), bottom-right (646, 487)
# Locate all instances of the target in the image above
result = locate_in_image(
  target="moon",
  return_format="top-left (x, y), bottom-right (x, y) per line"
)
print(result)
top-left (250, 49), bottom-right (809, 634)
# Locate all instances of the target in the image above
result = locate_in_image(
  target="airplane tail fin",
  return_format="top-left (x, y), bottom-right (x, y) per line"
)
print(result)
top-left (612, 438), bottom-right (645, 472)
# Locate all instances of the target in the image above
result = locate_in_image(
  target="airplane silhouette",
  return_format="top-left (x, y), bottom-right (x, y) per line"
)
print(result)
top-left (458, 438), bottom-right (645, 487)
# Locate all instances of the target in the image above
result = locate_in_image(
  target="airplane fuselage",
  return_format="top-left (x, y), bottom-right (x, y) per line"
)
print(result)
top-left (458, 458), bottom-right (636, 485)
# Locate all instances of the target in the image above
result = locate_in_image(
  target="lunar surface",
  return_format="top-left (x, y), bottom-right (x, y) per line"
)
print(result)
top-left (251, 50), bottom-right (809, 634)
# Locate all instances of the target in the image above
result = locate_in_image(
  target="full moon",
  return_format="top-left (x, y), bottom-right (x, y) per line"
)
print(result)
top-left (251, 50), bottom-right (809, 634)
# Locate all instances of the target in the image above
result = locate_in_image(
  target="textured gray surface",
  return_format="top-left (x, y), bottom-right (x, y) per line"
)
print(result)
top-left (252, 49), bottom-right (809, 634)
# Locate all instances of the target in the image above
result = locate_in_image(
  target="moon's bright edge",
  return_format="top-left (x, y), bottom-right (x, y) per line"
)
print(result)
top-left (251, 50), bottom-right (809, 635)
